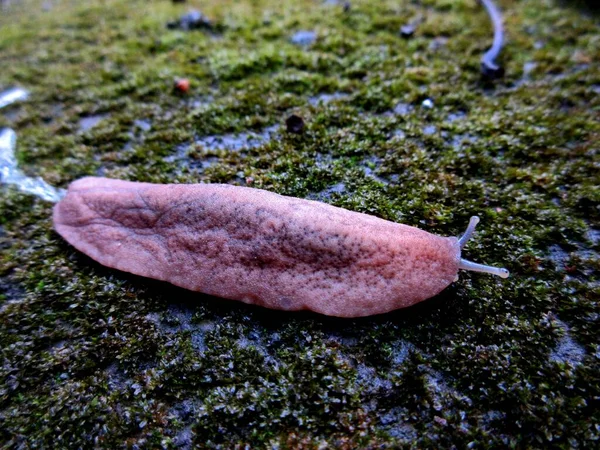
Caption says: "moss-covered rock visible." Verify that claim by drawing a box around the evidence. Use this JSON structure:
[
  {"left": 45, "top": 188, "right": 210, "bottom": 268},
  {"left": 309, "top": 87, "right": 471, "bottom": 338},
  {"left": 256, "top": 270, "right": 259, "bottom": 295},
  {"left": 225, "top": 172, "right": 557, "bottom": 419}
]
[{"left": 1, "top": 0, "right": 599, "bottom": 447}]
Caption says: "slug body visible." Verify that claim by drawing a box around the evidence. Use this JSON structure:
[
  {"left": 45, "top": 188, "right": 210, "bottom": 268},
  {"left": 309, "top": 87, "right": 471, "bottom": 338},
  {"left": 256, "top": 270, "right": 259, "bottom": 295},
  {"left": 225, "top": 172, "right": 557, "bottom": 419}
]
[{"left": 53, "top": 177, "right": 507, "bottom": 317}]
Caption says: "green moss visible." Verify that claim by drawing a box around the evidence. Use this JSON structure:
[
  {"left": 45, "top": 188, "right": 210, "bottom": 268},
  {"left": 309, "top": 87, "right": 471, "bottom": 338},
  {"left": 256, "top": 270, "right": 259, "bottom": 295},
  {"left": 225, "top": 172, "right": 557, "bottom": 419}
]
[{"left": 1, "top": 0, "right": 599, "bottom": 447}]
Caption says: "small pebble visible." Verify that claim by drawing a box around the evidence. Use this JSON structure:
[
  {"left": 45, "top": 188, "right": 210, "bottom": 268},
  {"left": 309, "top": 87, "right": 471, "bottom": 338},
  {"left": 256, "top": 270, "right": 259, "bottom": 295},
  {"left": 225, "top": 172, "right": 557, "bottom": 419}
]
[
  {"left": 399, "top": 24, "right": 415, "bottom": 38},
  {"left": 167, "top": 9, "right": 212, "bottom": 31},
  {"left": 421, "top": 99, "right": 434, "bottom": 109},
  {"left": 285, "top": 114, "right": 305, "bottom": 134},
  {"left": 481, "top": 61, "right": 504, "bottom": 79}
]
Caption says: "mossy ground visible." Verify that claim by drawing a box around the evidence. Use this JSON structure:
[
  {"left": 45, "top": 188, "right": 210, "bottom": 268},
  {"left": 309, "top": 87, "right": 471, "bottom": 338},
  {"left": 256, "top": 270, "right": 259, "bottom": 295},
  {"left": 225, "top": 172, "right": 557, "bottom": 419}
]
[{"left": 1, "top": 0, "right": 599, "bottom": 447}]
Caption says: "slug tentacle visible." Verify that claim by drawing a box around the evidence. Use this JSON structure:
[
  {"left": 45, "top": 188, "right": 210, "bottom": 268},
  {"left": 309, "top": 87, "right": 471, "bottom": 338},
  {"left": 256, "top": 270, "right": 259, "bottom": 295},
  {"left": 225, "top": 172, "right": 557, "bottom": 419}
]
[
  {"left": 458, "top": 216, "right": 480, "bottom": 249},
  {"left": 459, "top": 259, "right": 509, "bottom": 279},
  {"left": 458, "top": 215, "right": 509, "bottom": 279}
]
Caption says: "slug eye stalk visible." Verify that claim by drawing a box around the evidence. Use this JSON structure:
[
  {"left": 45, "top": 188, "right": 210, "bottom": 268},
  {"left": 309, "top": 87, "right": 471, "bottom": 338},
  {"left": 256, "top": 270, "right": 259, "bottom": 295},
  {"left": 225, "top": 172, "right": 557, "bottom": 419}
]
[{"left": 458, "top": 216, "right": 509, "bottom": 279}]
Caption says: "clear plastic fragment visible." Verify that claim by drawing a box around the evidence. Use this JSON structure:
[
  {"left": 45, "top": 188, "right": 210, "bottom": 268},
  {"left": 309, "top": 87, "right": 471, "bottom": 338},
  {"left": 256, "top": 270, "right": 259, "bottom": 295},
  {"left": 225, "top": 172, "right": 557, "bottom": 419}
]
[
  {"left": 0, "top": 128, "right": 66, "bottom": 203},
  {"left": 0, "top": 88, "right": 29, "bottom": 109}
]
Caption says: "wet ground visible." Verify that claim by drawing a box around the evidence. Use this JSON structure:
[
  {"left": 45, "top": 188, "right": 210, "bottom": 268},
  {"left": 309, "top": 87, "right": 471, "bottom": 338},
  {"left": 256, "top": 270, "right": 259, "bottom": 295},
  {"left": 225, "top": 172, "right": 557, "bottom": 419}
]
[{"left": 0, "top": 0, "right": 599, "bottom": 448}]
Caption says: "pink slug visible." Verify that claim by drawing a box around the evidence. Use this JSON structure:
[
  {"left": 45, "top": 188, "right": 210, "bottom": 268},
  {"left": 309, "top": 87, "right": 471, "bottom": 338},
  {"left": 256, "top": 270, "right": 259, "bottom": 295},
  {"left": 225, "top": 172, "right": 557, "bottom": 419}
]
[{"left": 53, "top": 177, "right": 508, "bottom": 318}]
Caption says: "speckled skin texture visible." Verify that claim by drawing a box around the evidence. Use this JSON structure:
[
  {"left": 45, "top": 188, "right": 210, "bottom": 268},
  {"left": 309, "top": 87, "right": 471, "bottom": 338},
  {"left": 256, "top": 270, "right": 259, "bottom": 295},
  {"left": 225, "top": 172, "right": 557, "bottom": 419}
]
[{"left": 53, "top": 177, "right": 461, "bottom": 317}]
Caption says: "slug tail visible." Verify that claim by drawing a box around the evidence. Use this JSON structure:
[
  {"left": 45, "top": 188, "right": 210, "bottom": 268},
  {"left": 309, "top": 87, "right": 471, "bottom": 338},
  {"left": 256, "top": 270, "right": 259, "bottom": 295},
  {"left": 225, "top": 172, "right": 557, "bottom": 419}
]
[{"left": 457, "top": 215, "right": 509, "bottom": 279}]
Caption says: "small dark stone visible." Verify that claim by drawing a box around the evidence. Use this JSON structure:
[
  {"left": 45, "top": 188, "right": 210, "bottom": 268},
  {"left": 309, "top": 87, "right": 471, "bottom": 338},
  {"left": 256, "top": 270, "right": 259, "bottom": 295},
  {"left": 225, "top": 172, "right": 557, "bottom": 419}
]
[
  {"left": 286, "top": 114, "right": 305, "bottom": 134},
  {"left": 168, "top": 9, "right": 213, "bottom": 31},
  {"left": 183, "top": 10, "right": 212, "bottom": 30},
  {"left": 400, "top": 24, "right": 416, "bottom": 38},
  {"left": 481, "top": 60, "right": 505, "bottom": 79}
]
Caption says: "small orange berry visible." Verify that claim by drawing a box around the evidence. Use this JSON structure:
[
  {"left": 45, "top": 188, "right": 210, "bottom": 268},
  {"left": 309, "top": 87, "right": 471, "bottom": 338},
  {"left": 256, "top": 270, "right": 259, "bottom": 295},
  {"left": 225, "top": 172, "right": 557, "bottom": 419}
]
[{"left": 174, "top": 78, "right": 190, "bottom": 93}]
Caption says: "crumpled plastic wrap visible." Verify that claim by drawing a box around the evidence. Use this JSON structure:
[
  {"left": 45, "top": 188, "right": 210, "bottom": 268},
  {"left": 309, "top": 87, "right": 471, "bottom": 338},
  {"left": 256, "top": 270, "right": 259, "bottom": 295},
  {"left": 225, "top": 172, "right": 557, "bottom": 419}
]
[
  {"left": 0, "top": 87, "right": 29, "bottom": 109},
  {"left": 0, "top": 87, "right": 65, "bottom": 202},
  {"left": 0, "top": 128, "right": 65, "bottom": 203}
]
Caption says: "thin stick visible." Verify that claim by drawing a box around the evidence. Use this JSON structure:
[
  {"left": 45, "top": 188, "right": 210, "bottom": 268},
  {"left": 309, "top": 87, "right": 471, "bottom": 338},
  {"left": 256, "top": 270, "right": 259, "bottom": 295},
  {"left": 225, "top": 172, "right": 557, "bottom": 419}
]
[{"left": 480, "top": 0, "right": 504, "bottom": 77}]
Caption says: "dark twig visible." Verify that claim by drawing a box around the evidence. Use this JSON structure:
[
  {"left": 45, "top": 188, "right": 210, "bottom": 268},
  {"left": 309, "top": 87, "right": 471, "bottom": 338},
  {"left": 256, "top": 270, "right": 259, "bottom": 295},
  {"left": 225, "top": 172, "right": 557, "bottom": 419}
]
[{"left": 480, "top": 0, "right": 505, "bottom": 78}]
